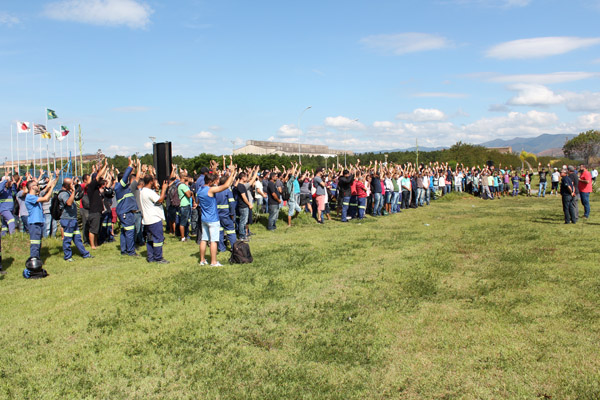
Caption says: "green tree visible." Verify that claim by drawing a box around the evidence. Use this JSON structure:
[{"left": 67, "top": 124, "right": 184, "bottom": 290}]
[{"left": 563, "top": 130, "right": 600, "bottom": 165}]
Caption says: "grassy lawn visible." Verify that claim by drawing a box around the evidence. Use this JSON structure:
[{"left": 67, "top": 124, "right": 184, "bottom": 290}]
[{"left": 1, "top": 193, "right": 599, "bottom": 399}]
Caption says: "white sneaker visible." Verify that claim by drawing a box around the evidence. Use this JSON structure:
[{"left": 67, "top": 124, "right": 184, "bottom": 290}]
[
  {"left": 181, "top": 237, "right": 187, "bottom": 242},
  {"left": 199, "top": 260, "right": 208, "bottom": 266},
  {"left": 210, "top": 262, "right": 223, "bottom": 267},
  {"left": 347, "top": 216, "right": 352, "bottom": 220}
]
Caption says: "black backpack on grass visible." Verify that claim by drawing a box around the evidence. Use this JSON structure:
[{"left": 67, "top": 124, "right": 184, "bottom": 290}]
[{"left": 230, "top": 241, "right": 253, "bottom": 264}]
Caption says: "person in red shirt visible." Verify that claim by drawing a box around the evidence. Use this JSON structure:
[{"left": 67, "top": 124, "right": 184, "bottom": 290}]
[
  {"left": 578, "top": 164, "right": 592, "bottom": 219},
  {"left": 355, "top": 173, "right": 368, "bottom": 220}
]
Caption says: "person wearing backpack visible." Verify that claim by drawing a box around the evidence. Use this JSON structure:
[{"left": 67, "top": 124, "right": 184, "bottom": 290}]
[
  {"left": 177, "top": 175, "right": 193, "bottom": 241},
  {"left": 167, "top": 177, "right": 181, "bottom": 236},
  {"left": 58, "top": 178, "right": 92, "bottom": 261}
]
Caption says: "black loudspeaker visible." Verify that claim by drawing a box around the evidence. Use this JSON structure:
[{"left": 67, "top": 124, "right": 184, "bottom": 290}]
[
  {"left": 153, "top": 142, "right": 172, "bottom": 184},
  {"left": 486, "top": 160, "right": 495, "bottom": 167}
]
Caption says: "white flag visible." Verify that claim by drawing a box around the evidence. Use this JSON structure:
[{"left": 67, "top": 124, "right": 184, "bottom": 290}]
[
  {"left": 54, "top": 128, "right": 66, "bottom": 142},
  {"left": 17, "top": 121, "right": 31, "bottom": 133}
]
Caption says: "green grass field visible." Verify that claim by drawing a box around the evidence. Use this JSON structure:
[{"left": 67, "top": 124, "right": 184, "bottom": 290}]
[{"left": 1, "top": 193, "right": 599, "bottom": 399}]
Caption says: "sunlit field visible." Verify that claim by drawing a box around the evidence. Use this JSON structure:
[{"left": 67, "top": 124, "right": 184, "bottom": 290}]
[{"left": 1, "top": 193, "right": 599, "bottom": 399}]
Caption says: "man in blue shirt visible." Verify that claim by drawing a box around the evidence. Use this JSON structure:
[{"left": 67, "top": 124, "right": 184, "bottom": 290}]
[
  {"left": 198, "top": 163, "right": 237, "bottom": 267},
  {"left": 215, "top": 175, "right": 236, "bottom": 252},
  {"left": 25, "top": 171, "right": 60, "bottom": 259}
]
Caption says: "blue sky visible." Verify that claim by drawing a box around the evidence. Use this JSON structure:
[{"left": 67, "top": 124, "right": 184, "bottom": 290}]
[{"left": 1, "top": 0, "right": 599, "bottom": 161}]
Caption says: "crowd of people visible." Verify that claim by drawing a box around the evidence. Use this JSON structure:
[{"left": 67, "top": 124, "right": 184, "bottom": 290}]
[{"left": 0, "top": 156, "right": 597, "bottom": 275}]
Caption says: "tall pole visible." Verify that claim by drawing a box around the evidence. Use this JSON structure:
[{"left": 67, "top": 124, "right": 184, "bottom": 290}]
[
  {"left": 73, "top": 122, "right": 77, "bottom": 176},
  {"left": 32, "top": 126, "right": 35, "bottom": 176},
  {"left": 78, "top": 124, "right": 83, "bottom": 176},
  {"left": 25, "top": 125, "right": 29, "bottom": 176},
  {"left": 297, "top": 106, "right": 311, "bottom": 164},
  {"left": 16, "top": 123, "right": 20, "bottom": 176},
  {"left": 344, "top": 118, "right": 359, "bottom": 169},
  {"left": 10, "top": 124, "right": 14, "bottom": 172}
]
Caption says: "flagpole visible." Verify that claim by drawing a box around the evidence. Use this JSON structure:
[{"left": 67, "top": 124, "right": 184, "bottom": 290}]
[
  {"left": 79, "top": 124, "right": 83, "bottom": 176},
  {"left": 73, "top": 123, "right": 77, "bottom": 176},
  {"left": 10, "top": 124, "right": 15, "bottom": 174},
  {"left": 26, "top": 126, "right": 29, "bottom": 176},
  {"left": 60, "top": 136, "right": 63, "bottom": 172},
  {"left": 32, "top": 125, "right": 35, "bottom": 177},
  {"left": 16, "top": 123, "right": 20, "bottom": 176},
  {"left": 66, "top": 127, "right": 70, "bottom": 175}
]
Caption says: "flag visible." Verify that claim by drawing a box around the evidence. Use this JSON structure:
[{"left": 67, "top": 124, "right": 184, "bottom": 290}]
[
  {"left": 47, "top": 109, "right": 58, "bottom": 119},
  {"left": 54, "top": 129, "right": 67, "bottom": 141},
  {"left": 42, "top": 131, "right": 52, "bottom": 139},
  {"left": 33, "top": 124, "right": 47, "bottom": 135},
  {"left": 17, "top": 121, "right": 31, "bottom": 133},
  {"left": 60, "top": 125, "right": 69, "bottom": 136}
]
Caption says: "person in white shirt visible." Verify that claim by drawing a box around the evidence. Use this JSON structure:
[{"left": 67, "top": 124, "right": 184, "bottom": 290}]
[
  {"left": 551, "top": 167, "right": 561, "bottom": 195},
  {"left": 140, "top": 175, "right": 168, "bottom": 264}
]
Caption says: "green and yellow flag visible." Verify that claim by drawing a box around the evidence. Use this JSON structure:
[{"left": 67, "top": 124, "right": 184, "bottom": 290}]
[{"left": 47, "top": 108, "right": 58, "bottom": 119}]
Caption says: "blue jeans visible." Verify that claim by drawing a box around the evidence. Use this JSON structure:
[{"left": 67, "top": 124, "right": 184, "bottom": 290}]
[
  {"left": 580, "top": 192, "right": 590, "bottom": 218},
  {"left": 538, "top": 181, "right": 547, "bottom": 197},
  {"left": 391, "top": 192, "right": 399, "bottom": 213},
  {"left": 268, "top": 204, "right": 279, "bottom": 230},
  {"left": 372, "top": 193, "right": 383, "bottom": 216},
  {"left": 237, "top": 207, "right": 249, "bottom": 238},
  {"left": 43, "top": 213, "right": 57, "bottom": 238},
  {"left": 341, "top": 196, "right": 351, "bottom": 221},
  {"left": 425, "top": 188, "right": 431, "bottom": 205},
  {"left": 357, "top": 197, "right": 367, "bottom": 219},
  {"left": 416, "top": 188, "right": 425, "bottom": 206},
  {"left": 133, "top": 212, "right": 144, "bottom": 245}
]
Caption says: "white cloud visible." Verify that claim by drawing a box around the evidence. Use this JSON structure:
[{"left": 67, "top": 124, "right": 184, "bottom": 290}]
[
  {"left": 412, "top": 92, "right": 468, "bottom": 98},
  {"left": 396, "top": 108, "right": 446, "bottom": 122},
  {"left": 112, "top": 106, "right": 150, "bottom": 112},
  {"left": 564, "top": 91, "right": 600, "bottom": 112},
  {"left": 324, "top": 116, "right": 364, "bottom": 130},
  {"left": 489, "top": 71, "right": 599, "bottom": 84},
  {"left": 373, "top": 121, "right": 396, "bottom": 129},
  {"left": 192, "top": 131, "right": 217, "bottom": 141},
  {"left": 143, "top": 142, "right": 152, "bottom": 150},
  {"left": 44, "top": 0, "right": 153, "bottom": 29},
  {"left": 276, "top": 124, "right": 301, "bottom": 138},
  {"left": 507, "top": 84, "right": 565, "bottom": 106},
  {"left": 486, "top": 37, "right": 600, "bottom": 59},
  {"left": 576, "top": 113, "right": 600, "bottom": 129},
  {"left": 359, "top": 33, "right": 452, "bottom": 55},
  {"left": 0, "top": 12, "right": 20, "bottom": 26}
]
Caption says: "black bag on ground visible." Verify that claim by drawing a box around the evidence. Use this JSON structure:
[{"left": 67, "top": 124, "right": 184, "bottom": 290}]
[{"left": 229, "top": 241, "right": 253, "bottom": 264}]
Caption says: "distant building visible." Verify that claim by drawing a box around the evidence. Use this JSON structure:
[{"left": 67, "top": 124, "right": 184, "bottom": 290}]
[
  {"left": 233, "top": 140, "right": 352, "bottom": 157},
  {"left": 487, "top": 146, "right": 513, "bottom": 154}
]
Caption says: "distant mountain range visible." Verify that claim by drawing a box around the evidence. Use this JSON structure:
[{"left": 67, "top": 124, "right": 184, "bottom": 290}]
[
  {"left": 372, "top": 134, "right": 575, "bottom": 156},
  {"left": 480, "top": 133, "right": 575, "bottom": 156}
]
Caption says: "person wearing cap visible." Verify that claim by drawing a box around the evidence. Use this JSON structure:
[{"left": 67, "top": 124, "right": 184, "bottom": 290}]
[
  {"left": 25, "top": 170, "right": 60, "bottom": 259},
  {"left": 578, "top": 164, "right": 592, "bottom": 219},
  {"left": 0, "top": 171, "right": 20, "bottom": 236},
  {"left": 560, "top": 168, "right": 577, "bottom": 224},
  {"left": 550, "top": 167, "right": 560, "bottom": 195},
  {"left": 58, "top": 178, "right": 92, "bottom": 261},
  {"left": 115, "top": 157, "right": 140, "bottom": 256}
]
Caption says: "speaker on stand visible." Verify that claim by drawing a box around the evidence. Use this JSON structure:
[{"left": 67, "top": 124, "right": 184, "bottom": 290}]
[{"left": 153, "top": 142, "right": 172, "bottom": 184}]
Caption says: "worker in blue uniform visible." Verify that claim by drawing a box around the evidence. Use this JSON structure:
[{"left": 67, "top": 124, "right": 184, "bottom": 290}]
[
  {"left": 0, "top": 172, "right": 21, "bottom": 236},
  {"left": 115, "top": 157, "right": 140, "bottom": 256}
]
